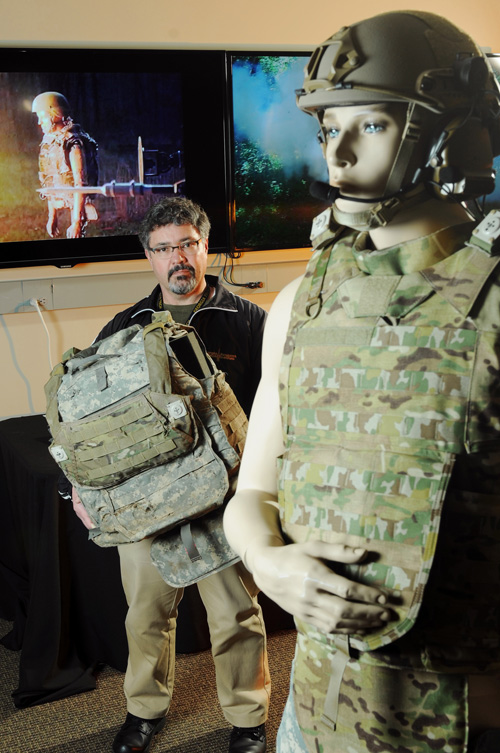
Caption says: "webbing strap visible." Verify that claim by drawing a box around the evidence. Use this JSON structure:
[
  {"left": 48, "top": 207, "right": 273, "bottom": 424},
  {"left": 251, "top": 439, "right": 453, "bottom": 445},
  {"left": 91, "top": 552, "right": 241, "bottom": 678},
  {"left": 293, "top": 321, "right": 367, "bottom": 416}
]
[
  {"left": 142, "top": 321, "right": 173, "bottom": 394},
  {"left": 320, "top": 634, "right": 351, "bottom": 732},
  {"left": 83, "top": 437, "right": 176, "bottom": 480},
  {"left": 184, "top": 330, "right": 213, "bottom": 379},
  {"left": 384, "top": 102, "right": 420, "bottom": 199},
  {"left": 180, "top": 523, "right": 203, "bottom": 562},
  {"left": 44, "top": 363, "right": 66, "bottom": 433},
  {"left": 64, "top": 400, "right": 152, "bottom": 442},
  {"left": 305, "top": 244, "right": 334, "bottom": 319},
  {"left": 75, "top": 423, "right": 167, "bottom": 460}
]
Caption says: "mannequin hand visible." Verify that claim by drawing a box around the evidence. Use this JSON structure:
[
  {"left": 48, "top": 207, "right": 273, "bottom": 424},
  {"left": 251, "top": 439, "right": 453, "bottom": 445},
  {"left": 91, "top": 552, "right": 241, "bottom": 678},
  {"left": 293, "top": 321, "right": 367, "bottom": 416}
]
[
  {"left": 245, "top": 539, "right": 392, "bottom": 634},
  {"left": 71, "top": 487, "right": 96, "bottom": 530}
]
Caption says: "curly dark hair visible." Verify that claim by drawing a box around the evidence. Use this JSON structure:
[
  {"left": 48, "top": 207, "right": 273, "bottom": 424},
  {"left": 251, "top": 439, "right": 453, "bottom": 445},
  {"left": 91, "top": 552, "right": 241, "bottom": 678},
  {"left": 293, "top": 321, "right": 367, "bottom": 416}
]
[{"left": 138, "top": 196, "right": 211, "bottom": 250}]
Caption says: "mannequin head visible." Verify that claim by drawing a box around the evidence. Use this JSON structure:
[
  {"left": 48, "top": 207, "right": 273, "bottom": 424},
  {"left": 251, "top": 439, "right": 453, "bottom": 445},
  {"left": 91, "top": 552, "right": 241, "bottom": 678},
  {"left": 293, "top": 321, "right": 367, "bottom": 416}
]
[{"left": 297, "top": 11, "right": 500, "bottom": 228}]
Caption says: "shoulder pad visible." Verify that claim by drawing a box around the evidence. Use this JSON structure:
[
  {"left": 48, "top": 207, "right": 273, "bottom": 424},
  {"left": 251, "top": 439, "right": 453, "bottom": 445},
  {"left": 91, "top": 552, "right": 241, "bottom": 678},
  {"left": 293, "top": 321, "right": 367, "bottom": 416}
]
[
  {"left": 468, "top": 210, "right": 500, "bottom": 255},
  {"left": 310, "top": 207, "right": 343, "bottom": 248}
]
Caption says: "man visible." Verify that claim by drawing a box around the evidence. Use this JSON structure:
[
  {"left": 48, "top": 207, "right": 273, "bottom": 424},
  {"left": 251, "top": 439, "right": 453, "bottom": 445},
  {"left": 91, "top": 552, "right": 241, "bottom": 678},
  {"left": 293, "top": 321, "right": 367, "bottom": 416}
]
[
  {"left": 224, "top": 11, "right": 500, "bottom": 753},
  {"left": 69, "top": 196, "right": 270, "bottom": 753},
  {"left": 32, "top": 91, "right": 98, "bottom": 238}
]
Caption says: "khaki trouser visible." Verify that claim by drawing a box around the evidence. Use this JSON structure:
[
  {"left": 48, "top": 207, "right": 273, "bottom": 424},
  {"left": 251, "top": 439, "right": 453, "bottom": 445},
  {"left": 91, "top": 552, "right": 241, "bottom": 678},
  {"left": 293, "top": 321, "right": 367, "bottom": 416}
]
[{"left": 118, "top": 536, "right": 271, "bottom": 725}]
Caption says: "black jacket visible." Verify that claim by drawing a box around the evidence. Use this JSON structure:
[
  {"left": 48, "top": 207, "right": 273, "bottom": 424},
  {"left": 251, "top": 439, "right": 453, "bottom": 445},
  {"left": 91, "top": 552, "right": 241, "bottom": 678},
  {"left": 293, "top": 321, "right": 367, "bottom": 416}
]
[{"left": 95, "top": 275, "right": 267, "bottom": 417}]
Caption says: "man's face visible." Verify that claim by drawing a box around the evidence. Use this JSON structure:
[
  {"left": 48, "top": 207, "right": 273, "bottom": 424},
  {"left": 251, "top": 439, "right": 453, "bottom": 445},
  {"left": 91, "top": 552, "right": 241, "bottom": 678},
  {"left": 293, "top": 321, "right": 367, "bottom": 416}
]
[
  {"left": 322, "top": 103, "right": 406, "bottom": 201},
  {"left": 145, "top": 223, "right": 209, "bottom": 301},
  {"left": 36, "top": 109, "right": 55, "bottom": 135}
]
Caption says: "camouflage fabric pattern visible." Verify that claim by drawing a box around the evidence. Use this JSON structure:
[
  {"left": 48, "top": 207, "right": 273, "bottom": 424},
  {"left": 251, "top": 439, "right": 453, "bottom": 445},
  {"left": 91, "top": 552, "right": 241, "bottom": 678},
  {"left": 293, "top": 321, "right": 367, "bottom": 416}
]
[
  {"left": 45, "top": 313, "right": 247, "bottom": 550},
  {"left": 291, "top": 627, "right": 467, "bottom": 753},
  {"left": 47, "top": 325, "right": 197, "bottom": 488},
  {"left": 39, "top": 121, "right": 98, "bottom": 209},
  {"left": 150, "top": 499, "right": 241, "bottom": 587},
  {"left": 277, "top": 210, "right": 500, "bottom": 751}
]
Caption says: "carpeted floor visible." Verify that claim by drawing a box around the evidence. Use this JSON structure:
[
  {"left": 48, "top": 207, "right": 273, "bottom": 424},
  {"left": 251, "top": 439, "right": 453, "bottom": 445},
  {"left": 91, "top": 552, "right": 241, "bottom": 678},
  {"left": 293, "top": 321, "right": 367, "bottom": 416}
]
[{"left": 0, "top": 619, "right": 296, "bottom": 753}]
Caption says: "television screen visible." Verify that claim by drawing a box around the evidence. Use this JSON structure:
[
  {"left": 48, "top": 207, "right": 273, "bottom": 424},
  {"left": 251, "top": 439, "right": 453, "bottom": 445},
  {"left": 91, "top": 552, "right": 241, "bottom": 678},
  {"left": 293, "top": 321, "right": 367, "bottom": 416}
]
[
  {"left": 484, "top": 54, "right": 500, "bottom": 213},
  {"left": 0, "top": 47, "right": 229, "bottom": 268},
  {"left": 228, "top": 52, "right": 327, "bottom": 252}
]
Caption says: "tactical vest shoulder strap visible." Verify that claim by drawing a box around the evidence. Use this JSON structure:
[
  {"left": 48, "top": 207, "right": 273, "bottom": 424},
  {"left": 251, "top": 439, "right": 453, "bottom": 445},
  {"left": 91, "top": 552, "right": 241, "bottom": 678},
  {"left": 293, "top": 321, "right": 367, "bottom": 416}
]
[{"left": 306, "top": 208, "right": 353, "bottom": 319}]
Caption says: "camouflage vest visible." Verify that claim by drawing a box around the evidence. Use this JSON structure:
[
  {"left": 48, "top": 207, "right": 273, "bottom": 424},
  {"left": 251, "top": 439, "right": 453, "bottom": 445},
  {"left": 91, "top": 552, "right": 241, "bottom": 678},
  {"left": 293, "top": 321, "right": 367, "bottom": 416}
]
[
  {"left": 45, "top": 312, "right": 247, "bottom": 583},
  {"left": 39, "top": 122, "right": 98, "bottom": 209},
  {"left": 278, "top": 210, "right": 500, "bottom": 737}
]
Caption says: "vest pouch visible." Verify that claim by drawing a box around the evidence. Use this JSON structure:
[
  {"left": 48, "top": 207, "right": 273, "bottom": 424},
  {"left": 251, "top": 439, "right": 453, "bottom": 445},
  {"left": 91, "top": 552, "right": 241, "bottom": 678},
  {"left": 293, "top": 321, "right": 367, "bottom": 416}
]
[
  {"left": 79, "top": 413, "right": 230, "bottom": 546},
  {"left": 150, "top": 501, "right": 240, "bottom": 587},
  {"left": 49, "top": 389, "right": 196, "bottom": 489}
]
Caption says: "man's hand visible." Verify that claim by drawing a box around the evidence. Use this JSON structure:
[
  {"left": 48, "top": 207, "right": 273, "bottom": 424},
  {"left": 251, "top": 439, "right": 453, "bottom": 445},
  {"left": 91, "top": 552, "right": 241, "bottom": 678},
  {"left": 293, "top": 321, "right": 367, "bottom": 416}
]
[
  {"left": 71, "top": 487, "right": 96, "bottom": 530},
  {"left": 245, "top": 539, "right": 392, "bottom": 635}
]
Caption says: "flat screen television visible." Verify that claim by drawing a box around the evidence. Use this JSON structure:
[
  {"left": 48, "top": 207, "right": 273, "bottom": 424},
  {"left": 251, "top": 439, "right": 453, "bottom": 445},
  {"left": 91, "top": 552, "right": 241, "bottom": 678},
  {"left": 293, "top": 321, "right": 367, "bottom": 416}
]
[
  {"left": 0, "top": 47, "right": 229, "bottom": 268},
  {"left": 228, "top": 51, "right": 327, "bottom": 252},
  {"left": 484, "top": 53, "right": 500, "bottom": 214},
  {"left": 228, "top": 51, "right": 500, "bottom": 251}
]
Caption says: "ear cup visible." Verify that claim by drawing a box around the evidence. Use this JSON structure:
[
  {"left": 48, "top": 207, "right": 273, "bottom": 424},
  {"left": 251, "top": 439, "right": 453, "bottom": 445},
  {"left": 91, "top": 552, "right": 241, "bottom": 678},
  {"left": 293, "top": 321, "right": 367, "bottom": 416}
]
[
  {"left": 453, "top": 56, "right": 489, "bottom": 96},
  {"left": 426, "top": 116, "right": 496, "bottom": 198}
]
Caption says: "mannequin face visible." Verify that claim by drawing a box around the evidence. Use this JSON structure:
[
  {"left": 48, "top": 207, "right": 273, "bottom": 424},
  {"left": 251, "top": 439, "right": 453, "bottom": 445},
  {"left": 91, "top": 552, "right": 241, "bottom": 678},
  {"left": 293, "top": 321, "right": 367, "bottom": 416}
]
[{"left": 322, "top": 103, "right": 407, "bottom": 202}]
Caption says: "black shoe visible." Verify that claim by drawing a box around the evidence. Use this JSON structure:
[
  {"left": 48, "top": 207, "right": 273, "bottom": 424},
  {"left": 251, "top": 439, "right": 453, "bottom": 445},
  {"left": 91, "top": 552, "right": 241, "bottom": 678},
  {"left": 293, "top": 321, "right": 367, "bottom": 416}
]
[
  {"left": 228, "top": 723, "right": 266, "bottom": 753},
  {"left": 474, "top": 730, "right": 500, "bottom": 753},
  {"left": 112, "top": 713, "right": 166, "bottom": 753}
]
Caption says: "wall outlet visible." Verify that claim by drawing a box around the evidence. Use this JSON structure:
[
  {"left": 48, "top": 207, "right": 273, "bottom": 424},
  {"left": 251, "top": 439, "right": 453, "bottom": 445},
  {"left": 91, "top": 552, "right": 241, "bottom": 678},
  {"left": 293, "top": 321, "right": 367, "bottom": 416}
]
[{"left": 22, "top": 280, "right": 54, "bottom": 310}]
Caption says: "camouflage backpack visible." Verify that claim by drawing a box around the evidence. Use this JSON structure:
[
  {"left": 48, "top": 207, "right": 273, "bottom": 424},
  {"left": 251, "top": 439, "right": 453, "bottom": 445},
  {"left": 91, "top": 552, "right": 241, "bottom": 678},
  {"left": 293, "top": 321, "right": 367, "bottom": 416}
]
[{"left": 44, "top": 311, "right": 246, "bottom": 586}]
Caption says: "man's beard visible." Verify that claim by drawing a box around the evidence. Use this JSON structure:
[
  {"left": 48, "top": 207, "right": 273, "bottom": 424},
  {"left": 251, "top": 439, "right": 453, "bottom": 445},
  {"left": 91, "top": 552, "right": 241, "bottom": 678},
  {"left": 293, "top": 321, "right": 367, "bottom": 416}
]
[{"left": 167, "top": 263, "right": 197, "bottom": 295}]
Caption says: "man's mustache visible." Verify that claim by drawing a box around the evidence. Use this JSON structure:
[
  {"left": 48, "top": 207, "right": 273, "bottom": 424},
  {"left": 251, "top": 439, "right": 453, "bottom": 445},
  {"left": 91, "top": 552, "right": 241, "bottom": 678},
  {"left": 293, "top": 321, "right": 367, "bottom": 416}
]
[{"left": 168, "top": 263, "right": 194, "bottom": 280}]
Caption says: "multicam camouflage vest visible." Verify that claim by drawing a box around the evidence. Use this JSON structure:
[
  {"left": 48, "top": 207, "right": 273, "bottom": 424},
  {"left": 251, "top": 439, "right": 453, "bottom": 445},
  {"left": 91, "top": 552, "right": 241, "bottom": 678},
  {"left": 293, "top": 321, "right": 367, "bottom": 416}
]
[
  {"left": 278, "top": 210, "right": 500, "bottom": 737},
  {"left": 45, "top": 312, "right": 247, "bottom": 583},
  {"left": 39, "top": 121, "right": 98, "bottom": 210}
]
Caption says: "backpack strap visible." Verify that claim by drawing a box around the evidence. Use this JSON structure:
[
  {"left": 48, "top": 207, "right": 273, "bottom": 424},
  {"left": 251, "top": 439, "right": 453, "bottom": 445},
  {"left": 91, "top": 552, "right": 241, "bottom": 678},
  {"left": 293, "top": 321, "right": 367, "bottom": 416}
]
[
  {"left": 44, "top": 362, "right": 66, "bottom": 435},
  {"left": 144, "top": 316, "right": 214, "bottom": 387},
  {"left": 45, "top": 345, "right": 84, "bottom": 434},
  {"left": 142, "top": 320, "right": 173, "bottom": 394}
]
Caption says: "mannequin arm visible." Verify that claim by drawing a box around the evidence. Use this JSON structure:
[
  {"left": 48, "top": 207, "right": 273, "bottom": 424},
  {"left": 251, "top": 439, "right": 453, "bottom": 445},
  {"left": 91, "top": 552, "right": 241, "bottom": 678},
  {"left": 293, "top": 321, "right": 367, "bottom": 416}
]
[
  {"left": 67, "top": 146, "right": 86, "bottom": 238},
  {"left": 224, "top": 278, "right": 391, "bottom": 634}
]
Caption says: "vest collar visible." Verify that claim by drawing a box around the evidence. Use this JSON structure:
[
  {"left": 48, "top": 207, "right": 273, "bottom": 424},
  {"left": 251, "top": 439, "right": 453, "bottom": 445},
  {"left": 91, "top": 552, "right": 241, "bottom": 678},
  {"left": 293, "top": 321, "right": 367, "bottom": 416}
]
[{"left": 351, "top": 221, "right": 476, "bottom": 275}]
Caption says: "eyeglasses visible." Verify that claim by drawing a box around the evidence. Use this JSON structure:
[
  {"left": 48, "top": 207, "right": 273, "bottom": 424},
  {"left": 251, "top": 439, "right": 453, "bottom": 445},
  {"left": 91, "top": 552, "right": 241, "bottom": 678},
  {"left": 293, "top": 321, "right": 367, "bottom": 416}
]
[{"left": 148, "top": 238, "right": 203, "bottom": 257}]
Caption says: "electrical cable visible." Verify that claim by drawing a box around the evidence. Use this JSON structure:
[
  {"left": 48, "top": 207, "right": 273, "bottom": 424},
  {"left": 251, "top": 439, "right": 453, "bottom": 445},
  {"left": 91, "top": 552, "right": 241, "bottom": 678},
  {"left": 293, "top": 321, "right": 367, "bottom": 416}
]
[
  {"left": 30, "top": 298, "right": 54, "bottom": 370},
  {"left": 209, "top": 251, "right": 263, "bottom": 290}
]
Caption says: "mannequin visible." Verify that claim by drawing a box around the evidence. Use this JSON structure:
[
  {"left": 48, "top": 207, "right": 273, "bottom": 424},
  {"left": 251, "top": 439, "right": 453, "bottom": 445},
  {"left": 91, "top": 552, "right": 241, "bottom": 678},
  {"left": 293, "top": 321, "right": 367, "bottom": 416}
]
[{"left": 224, "top": 10, "right": 500, "bottom": 753}]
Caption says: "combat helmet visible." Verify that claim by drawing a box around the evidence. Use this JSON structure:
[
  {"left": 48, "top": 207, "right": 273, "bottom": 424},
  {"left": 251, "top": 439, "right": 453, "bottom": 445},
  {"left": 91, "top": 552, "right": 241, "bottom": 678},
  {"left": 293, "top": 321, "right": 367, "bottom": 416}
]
[
  {"left": 32, "top": 92, "right": 71, "bottom": 122},
  {"left": 297, "top": 11, "right": 500, "bottom": 227}
]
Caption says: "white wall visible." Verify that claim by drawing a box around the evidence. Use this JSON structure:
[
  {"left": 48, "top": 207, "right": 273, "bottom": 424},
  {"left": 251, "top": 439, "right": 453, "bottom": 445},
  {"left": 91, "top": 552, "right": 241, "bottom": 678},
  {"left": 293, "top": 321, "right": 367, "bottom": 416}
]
[
  {"left": 1, "top": 0, "right": 499, "bottom": 418},
  {"left": 3, "top": 0, "right": 500, "bottom": 50}
]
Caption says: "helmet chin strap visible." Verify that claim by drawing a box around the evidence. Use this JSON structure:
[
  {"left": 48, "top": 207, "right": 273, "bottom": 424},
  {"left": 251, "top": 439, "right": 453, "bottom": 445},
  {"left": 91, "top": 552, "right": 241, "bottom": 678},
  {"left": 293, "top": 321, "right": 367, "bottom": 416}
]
[{"left": 332, "top": 184, "right": 429, "bottom": 231}]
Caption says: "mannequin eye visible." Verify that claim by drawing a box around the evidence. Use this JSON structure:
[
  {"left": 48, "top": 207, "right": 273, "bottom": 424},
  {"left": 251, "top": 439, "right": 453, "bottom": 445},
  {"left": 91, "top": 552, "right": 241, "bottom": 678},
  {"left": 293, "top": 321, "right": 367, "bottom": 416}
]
[
  {"left": 364, "top": 121, "right": 385, "bottom": 134},
  {"left": 325, "top": 126, "right": 340, "bottom": 140}
]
